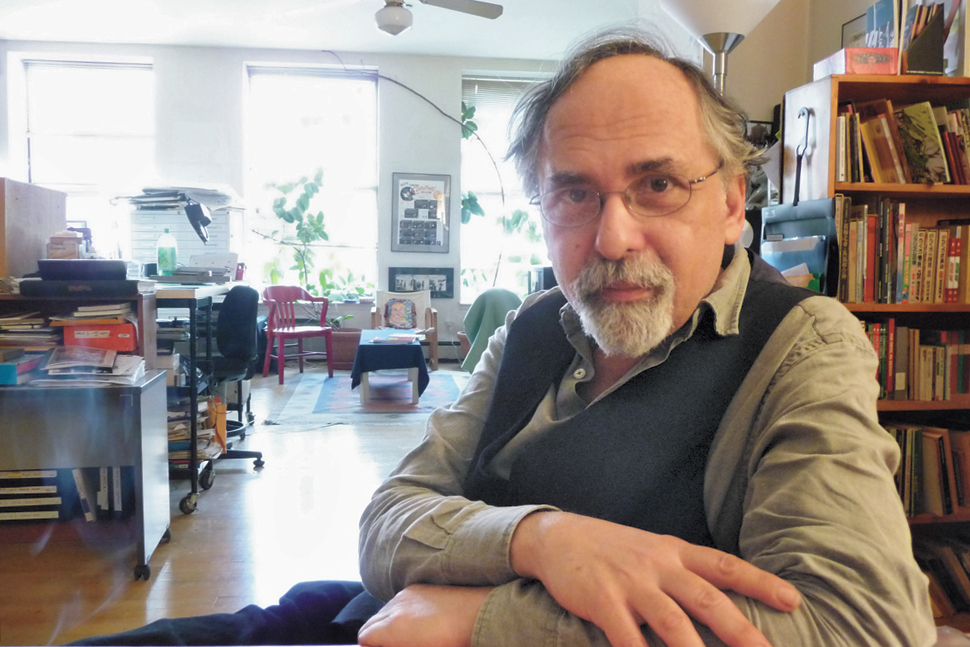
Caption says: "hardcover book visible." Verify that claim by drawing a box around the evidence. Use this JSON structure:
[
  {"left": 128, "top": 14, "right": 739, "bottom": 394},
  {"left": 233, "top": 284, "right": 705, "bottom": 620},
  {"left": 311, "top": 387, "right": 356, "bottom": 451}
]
[{"left": 895, "top": 102, "right": 951, "bottom": 184}]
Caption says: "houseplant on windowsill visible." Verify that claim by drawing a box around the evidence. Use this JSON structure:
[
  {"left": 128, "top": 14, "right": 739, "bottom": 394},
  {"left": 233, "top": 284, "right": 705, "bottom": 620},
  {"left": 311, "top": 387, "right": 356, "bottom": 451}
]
[{"left": 319, "top": 268, "right": 375, "bottom": 371}]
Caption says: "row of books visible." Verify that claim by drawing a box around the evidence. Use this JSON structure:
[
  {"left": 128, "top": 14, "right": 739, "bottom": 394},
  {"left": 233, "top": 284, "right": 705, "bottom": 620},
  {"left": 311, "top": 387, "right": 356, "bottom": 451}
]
[
  {"left": 885, "top": 422, "right": 970, "bottom": 518},
  {"left": 0, "top": 467, "right": 134, "bottom": 523},
  {"left": 914, "top": 535, "right": 970, "bottom": 619},
  {"left": 834, "top": 195, "right": 970, "bottom": 304},
  {"left": 834, "top": 97, "right": 970, "bottom": 186},
  {"left": 865, "top": 321, "right": 970, "bottom": 401}
]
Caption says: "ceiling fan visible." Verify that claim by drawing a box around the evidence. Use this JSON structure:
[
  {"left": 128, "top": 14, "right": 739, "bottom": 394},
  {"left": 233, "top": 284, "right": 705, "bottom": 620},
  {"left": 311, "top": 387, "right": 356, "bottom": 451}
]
[{"left": 376, "top": 0, "right": 504, "bottom": 35}]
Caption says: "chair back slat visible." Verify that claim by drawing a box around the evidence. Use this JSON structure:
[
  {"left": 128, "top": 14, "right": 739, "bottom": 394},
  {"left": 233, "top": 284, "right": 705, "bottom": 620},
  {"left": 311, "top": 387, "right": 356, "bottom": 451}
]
[{"left": 263, "top": 285, "right": 329, "bottom": 332}]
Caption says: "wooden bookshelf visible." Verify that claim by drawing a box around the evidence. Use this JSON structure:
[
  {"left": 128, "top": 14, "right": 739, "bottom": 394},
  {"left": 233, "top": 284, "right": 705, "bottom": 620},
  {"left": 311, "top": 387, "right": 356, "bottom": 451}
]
[{"left": 783, "top": 74, "right": 970, "bottom": 628}]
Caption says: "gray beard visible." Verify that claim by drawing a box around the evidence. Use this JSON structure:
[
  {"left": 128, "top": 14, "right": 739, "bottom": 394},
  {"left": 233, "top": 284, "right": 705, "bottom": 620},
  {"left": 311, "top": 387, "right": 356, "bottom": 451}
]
[{"left": 568, "top": 256, "right": 675, "bottom": 358}]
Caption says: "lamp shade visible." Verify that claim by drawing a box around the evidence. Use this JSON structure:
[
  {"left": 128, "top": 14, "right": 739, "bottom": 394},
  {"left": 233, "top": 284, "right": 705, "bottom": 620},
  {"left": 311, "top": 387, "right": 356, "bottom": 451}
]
[
  {"left": 375, "top": 3, "right": 413, "bottom": 35},
  {"left": 659, "top": 0, "right": 782, "bottom": 40}
]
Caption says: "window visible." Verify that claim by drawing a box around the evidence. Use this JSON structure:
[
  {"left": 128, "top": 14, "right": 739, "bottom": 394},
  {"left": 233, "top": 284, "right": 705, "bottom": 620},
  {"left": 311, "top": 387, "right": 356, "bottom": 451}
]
[
  {"left": 460, "top": 76, "right": 548, "bottom": 304},
  {"left": 23, "top": 59, "right": 155, "bottom": 257},
  {"left": 246, "top": 66, "right": 378, "bottom": 297}
]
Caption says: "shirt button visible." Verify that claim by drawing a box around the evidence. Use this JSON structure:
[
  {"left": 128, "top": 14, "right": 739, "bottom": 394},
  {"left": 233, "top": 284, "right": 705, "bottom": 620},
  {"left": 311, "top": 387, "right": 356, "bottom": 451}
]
[{"left": 573, "top": 368, "right": 587, "bottom": 380}]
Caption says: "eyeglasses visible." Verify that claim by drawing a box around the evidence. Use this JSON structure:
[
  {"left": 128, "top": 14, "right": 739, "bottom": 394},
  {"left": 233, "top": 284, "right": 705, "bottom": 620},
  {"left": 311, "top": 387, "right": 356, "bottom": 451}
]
[{"left": 530, "top": 163, "right": 723, "bottom": 228}]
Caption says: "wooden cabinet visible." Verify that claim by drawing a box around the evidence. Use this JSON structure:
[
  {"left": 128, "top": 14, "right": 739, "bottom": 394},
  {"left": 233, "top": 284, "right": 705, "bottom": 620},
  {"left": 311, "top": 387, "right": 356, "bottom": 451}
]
[{"left": 782, "top": 74, "right": 970, "bottom": 628}]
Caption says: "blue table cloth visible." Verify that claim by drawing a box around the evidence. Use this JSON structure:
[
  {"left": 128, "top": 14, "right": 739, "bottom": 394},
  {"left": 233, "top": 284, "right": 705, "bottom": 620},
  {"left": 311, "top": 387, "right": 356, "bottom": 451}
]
[{"left": 350, "top": 329, "right": 430, "bottom": 394}]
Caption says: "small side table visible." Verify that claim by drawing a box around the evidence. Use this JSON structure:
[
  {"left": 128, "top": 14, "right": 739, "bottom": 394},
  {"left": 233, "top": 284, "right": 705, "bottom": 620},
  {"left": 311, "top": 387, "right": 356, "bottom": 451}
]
[{"left": 351, "top": 330, "right": 430, "bottom": 404}]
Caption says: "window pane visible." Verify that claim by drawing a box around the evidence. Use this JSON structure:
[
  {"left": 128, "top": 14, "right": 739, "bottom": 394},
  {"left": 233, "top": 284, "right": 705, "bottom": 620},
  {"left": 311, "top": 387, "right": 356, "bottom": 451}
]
[
  {"left": 24, "top": 60, "right": 155, "bottom": 258},
  {"left": 247, "top": 68, "right": 378, "bottom": 296},
  {"left": 460, "top": 76, "right": 548, "bottom": 304}
]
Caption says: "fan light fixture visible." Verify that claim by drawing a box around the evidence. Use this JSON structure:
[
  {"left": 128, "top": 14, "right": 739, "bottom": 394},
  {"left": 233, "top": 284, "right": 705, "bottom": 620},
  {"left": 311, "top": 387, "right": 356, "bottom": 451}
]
[
  {"left": 660, "top": 0, "right": 782, "bottom": 94},
  {"left": 376, "top": 0, "right": 413, "bottom": 35}
]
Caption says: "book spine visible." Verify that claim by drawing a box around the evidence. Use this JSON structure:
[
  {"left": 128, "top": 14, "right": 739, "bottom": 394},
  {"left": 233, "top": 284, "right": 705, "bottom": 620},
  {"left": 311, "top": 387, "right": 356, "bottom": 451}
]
[{"left": 71, "top": 468, "right": 94, "bottom": 522}]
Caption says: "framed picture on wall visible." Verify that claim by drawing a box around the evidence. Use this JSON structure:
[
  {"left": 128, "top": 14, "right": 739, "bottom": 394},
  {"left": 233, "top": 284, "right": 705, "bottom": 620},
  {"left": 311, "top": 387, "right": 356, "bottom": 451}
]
[
  {"left": 388, "top": 267, "right": 454, "bottom": 299},
  {"left": 391, "top": 173, "right": 450, "bottom": 253}
]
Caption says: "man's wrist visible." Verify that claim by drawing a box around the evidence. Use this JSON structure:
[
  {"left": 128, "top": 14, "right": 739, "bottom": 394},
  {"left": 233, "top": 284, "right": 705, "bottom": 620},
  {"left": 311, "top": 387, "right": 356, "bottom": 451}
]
[{"left": 510, "top": 509, "right": 558, "bottom": 579}]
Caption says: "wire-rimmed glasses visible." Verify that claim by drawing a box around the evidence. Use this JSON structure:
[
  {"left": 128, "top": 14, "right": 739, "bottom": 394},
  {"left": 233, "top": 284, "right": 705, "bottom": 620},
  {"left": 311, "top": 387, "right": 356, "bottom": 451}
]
[{"left": 531, "top": 163, "right": 722, "bottom": 227}]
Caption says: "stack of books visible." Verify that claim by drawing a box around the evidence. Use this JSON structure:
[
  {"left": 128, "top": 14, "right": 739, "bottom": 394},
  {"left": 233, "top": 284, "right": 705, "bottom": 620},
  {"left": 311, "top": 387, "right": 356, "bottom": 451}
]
[{"left": 0, "top": 312, "right": 59, "bottom": 351}]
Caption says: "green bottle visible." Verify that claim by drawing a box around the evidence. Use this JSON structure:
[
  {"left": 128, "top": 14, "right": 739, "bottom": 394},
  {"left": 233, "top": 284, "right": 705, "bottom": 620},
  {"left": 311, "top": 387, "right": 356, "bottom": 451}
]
[{"left": 156, "top": 228, "right": 178, "bottom": 276}]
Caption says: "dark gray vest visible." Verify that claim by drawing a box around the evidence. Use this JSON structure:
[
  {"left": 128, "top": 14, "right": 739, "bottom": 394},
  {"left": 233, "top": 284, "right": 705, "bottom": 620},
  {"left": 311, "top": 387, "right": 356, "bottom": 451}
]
[{"left": 464, "top": 252, "right": 811, "bottom": 546}]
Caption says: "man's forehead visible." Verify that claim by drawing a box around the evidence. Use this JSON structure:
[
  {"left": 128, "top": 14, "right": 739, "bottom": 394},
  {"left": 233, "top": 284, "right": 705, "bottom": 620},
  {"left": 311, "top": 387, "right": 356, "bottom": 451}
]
[{"left": 538, "top": 55, "right": 707, "bottom": 173}]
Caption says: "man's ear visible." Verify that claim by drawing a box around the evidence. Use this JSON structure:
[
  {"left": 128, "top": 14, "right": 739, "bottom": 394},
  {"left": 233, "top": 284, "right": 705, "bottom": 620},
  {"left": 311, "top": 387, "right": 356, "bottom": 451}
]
[{"left": 723, "top": 172, "right": 747, "bottom": 246}]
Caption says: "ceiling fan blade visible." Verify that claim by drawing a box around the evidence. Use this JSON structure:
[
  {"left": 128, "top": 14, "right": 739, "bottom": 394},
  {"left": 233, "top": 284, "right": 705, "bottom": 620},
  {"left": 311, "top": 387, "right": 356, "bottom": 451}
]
[{"left": 418, "top": 0, "right": 503, "bottom": 19}]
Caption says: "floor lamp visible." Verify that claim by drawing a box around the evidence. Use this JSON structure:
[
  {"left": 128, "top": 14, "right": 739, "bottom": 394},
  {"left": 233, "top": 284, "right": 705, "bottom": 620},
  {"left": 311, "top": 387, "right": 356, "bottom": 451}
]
[{"left": 660, "top": 0, "right": 783, "bottom": 95}]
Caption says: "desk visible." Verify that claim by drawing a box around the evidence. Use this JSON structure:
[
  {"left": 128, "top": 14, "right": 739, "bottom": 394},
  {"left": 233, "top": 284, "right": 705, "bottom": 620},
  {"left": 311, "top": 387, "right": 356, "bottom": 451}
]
[
  {"left": 351, "top": 330, "right": 429, "bottom": 404},
  {"left": 156, "top": 283, "right": 231, "bottom": 514},
  {"left": 0, "top": 371, "right": 169, "bottom": 580}
]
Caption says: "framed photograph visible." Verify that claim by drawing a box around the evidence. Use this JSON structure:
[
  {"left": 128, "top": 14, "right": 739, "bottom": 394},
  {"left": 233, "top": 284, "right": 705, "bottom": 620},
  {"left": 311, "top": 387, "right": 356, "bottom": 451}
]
[
  {"left": 391, "top": 173, "right": 450, "bottom": 253},
  {"left": 388, "top": 267, "right": 454, "bottom": 299},
  {"left": 842, "top": 14, "right": 867, "bottom": 48}
]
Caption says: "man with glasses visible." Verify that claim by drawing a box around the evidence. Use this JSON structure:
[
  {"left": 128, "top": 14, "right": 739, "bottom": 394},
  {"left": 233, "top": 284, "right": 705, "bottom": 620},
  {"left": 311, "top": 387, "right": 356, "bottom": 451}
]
[
  {"left": 73, "top": 28, "right": 934, "bottom": 647},
  {"left": 356, "top": 29, "right": 935, "bottom": 647}
]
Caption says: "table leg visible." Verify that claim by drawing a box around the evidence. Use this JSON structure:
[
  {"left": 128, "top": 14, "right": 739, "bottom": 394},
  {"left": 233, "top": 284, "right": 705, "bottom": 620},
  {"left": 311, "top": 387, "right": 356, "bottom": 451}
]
[
  {"left": 360, "top": 372, "right": 370, "bottom": 404},
  {"left": 409, "top": 367, "right": 419, "bottom": 404}
]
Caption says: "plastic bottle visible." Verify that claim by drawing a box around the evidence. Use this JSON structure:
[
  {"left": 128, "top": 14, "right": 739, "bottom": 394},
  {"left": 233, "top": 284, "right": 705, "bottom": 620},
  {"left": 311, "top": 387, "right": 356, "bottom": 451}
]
[{"left": 156, "top": 228, "right": 178, "bottom": 276}]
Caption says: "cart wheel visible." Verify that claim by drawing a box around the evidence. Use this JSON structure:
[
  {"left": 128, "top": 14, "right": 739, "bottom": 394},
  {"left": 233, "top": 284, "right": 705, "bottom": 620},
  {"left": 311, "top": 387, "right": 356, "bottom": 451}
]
[
  {"left": 179, "top": 494, "right": 198, "bottom": 515},
  {"left": 254, "top": 458, "right": 265, "bottom": 468},
  {"left": 238, "top": 428, "right": 247, "bottom": 441},
  {"left": 199, "top": 464, "right": 215, "bottom": 490},
  {"left": 134, "top": 564, "right": 151, "bottom": 581},
  {"left": 162, "top": 528, "right": 172, "bottom": 543}
]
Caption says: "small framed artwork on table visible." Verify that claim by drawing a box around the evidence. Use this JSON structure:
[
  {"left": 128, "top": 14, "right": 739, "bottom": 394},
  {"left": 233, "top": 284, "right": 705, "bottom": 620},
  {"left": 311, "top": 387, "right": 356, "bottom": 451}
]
[{"left": 391, "top": 173, "right": 450, "bottom": 253}]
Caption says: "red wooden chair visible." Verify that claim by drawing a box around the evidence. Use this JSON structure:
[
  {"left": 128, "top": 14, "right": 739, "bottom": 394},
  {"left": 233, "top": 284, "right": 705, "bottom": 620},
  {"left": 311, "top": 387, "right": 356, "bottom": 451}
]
[{"left": 262, "top": 286, "right": 333, "bottom": 384}]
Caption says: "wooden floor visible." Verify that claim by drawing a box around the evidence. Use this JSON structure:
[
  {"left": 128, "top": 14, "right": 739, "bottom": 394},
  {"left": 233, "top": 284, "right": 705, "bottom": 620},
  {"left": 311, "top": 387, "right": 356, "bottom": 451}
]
[{"left": 0, "top": 364, "right": 438, "bottom": 646}]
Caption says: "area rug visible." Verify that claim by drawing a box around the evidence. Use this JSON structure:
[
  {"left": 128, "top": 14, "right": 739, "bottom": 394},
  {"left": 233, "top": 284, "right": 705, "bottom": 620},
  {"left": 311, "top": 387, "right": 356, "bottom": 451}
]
[{"left": 266, "top": 370, "right": 471, "bottom": 424}]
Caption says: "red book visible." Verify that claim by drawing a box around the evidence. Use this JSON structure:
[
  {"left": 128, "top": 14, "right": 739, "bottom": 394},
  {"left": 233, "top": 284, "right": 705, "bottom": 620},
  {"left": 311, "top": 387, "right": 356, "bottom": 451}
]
[
  {"left": 946, "top": 225, "right": 963, "bottom": 303},
  {"left": 886, "top": 318, "right": 896, "bottom": 396}
]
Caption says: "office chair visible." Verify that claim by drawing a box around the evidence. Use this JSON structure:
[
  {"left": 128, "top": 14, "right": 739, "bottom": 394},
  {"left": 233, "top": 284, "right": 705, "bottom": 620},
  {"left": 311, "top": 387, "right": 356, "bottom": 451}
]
[
  {"left": 201, "top": 285, "right": 264, "bottom": 468},
  {"left": 262, "top": 285, "right": 334, "bottom": 384}
]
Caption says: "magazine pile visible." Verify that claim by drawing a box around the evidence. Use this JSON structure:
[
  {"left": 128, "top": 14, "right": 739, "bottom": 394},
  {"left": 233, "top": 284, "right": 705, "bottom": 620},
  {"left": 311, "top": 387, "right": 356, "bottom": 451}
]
[{"left": 31, "top": 346, "right": 145, "bottom": 387}]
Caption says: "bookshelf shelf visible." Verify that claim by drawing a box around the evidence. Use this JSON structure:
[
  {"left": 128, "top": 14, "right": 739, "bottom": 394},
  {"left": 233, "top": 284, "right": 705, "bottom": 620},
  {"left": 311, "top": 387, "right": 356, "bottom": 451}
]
[
  {"left": 834, "top": 182, "right": 970, "bottom": 196},
  {"left": 878, "top": 397, "right": 970, "bottom": 412}
]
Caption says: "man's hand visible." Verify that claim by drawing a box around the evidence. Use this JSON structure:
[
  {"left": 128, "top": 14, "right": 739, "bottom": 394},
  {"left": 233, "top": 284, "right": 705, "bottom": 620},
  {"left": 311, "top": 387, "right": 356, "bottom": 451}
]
[
  {"left": 358, "top": 584, "right": 491, "bottom": 647},
  {"left": 511, "top": 511, "right": 802, "bottom": 647}
]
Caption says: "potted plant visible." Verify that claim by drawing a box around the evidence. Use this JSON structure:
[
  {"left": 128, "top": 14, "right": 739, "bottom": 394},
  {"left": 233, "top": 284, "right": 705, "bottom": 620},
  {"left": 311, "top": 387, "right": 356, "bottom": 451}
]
[{"left": 318, "top": 268, "right": 375, "bottom": 370}]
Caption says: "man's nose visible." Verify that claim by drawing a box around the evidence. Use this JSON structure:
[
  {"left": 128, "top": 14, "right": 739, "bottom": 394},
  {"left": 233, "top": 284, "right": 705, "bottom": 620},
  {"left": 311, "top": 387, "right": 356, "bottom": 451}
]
[{"left": 594, "top": 192, "right": 647, "bottom": 260}]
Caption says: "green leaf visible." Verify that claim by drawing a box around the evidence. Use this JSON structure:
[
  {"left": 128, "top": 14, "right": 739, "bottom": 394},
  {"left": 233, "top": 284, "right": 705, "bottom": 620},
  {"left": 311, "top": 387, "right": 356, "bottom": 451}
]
[
  {"left": 276, "top": 183, "right": 294, "bottom": 195},
  {"left": 313, "top": 169, "right": 324, "bottom": 184}
]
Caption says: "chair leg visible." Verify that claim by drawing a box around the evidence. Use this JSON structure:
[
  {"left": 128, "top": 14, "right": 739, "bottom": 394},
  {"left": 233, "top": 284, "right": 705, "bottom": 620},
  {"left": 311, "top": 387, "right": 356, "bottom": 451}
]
[
  {"left": 430, "top": 338, "right": 439, "bottom": 372},
  {"left": 278, "top": 338, "right": 286, "bottom": 385},
  {"left": 325, "top": 332, "right": 334, "bottom": 378},
  {"left": 298, "top": 339, "right": 305, "bottom": 374},
  {"left": 262, "top": 335, "right": 274, "bottom": 378},
  {"left": 236, "top": 380, "right": 244, "bottom": 424}
]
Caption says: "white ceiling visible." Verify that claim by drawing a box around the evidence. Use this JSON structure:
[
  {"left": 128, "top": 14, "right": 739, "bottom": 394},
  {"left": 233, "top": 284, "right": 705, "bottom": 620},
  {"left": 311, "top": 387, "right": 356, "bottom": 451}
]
[{"left": 0, "top": 0, "right": 655, "bottom": 61}]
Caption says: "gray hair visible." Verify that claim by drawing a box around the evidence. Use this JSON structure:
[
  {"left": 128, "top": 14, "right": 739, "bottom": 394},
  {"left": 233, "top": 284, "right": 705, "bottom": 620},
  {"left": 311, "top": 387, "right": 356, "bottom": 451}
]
[{"left": 507, "top": 27, "right": 762, "bottom": 198}]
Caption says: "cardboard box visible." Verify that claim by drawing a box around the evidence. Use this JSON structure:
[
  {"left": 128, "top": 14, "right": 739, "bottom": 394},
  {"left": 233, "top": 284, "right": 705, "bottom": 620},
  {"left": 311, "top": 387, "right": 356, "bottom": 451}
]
[
  {"left": 814, "top": 48, "right": 898, "bottom": 80},
  {"left": 157, "top": 353, "right": 181, "bottom": 386}
]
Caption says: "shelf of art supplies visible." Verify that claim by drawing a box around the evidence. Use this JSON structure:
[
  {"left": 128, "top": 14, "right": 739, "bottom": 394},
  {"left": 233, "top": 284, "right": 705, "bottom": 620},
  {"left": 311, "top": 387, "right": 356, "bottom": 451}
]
[{"left": 783, "top": 73, "right": 970, "bottom": 627}]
